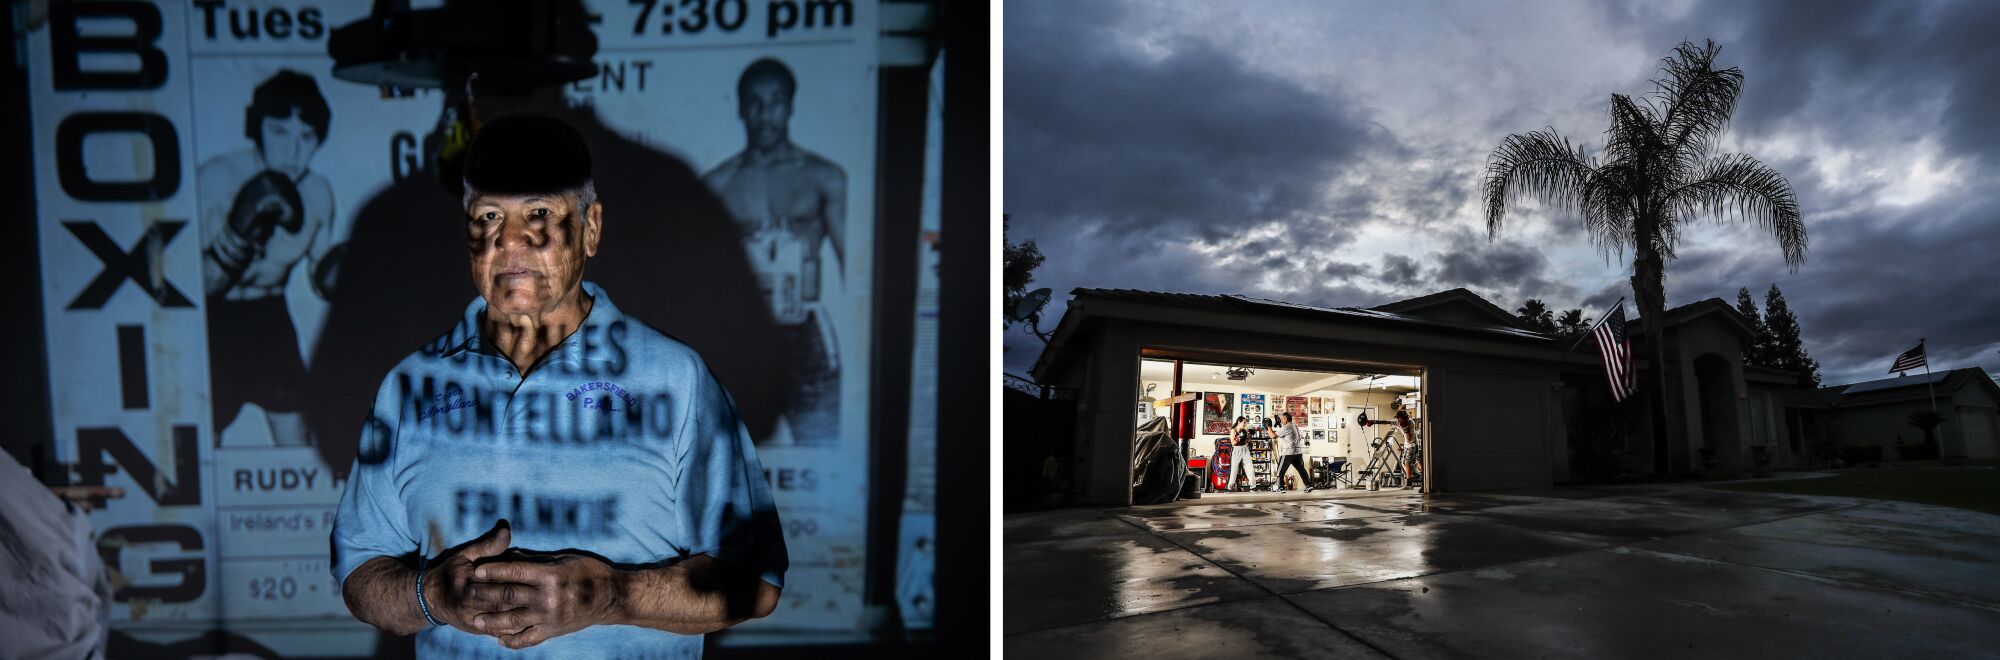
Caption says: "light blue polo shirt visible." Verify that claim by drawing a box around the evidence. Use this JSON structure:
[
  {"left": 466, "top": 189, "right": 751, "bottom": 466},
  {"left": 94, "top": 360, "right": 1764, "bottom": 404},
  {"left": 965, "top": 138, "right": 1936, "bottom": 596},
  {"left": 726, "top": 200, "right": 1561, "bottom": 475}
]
[{"left": 331, "top": 282, "right": 787, "bottom": 659}]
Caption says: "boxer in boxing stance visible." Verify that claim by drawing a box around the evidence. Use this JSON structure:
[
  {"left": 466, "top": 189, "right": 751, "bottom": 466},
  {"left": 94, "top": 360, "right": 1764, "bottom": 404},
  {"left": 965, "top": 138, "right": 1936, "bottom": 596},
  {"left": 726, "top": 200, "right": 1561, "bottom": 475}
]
[
  {"left": 702, "top": 57, "right": 846, "bottom": 446},
  {"left": 198, "top": 70, "right": 339, "bottom": 447}
]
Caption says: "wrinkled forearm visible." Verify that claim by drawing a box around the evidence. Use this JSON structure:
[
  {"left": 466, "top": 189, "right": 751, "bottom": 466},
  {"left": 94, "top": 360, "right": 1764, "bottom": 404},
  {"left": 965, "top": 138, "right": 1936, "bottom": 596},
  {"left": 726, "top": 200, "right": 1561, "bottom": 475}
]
[
  {"left": 611, "top": 555, "right": 780, "bottom": 635},
  {"left": 342, "top": 556, "right": 432, "bottom": 636}
]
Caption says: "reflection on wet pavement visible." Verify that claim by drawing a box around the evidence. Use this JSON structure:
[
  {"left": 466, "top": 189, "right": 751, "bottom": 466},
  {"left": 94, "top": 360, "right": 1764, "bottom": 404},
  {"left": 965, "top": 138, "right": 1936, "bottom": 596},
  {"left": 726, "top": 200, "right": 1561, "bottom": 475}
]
[
  {"left": 1286, "top": 545, "right": 2000, "bottom": 659},
  {"left": 1161, "top": 514, "right": 1602, "bottom": 594},
  {"left": 1004, "top": 486, "right": 2000, "bottom": 658},
  {"left": 1004, "top": 510, "right": 1267, "bottom": 634}
]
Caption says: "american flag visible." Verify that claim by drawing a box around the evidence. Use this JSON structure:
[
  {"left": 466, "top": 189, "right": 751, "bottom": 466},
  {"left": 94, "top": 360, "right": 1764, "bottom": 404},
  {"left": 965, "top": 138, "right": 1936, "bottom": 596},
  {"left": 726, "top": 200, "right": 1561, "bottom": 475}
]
[
  {"left": 1592, "top": 305, "right": 1637, "bottom": 402},
  {"left": 1889, "top": 340, "right": 1927, "bottom": 374}
]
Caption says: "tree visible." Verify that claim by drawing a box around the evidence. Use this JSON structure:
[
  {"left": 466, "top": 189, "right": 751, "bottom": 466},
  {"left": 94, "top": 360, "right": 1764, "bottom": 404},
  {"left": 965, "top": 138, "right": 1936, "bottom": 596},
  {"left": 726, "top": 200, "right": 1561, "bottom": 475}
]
[
  {"left": 1556, "top": 308, "right": 1589, "bottom": 338},
  {"left": 1516, "top": 298, "right": 1557, "bottom": 333},
  {"left": 1003, "top": 214, "right": 1046, "bottom": 332},
  {"left": 1763, "top": 284, "right": 1822, "bottom": 386},
  {"left": 1734, "top": 287, "right": 1776, "bottom": 367},
  {"left": 1483, "top": 40, "right": 1805, "bottom": 476}
]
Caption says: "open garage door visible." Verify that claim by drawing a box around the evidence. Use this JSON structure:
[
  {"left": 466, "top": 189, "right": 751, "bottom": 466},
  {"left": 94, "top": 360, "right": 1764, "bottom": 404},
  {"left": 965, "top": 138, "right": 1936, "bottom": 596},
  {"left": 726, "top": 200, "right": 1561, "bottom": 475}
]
[
  {"left": 1137, "top": 349, "right": 1427, "bottom": 498},
  {"left": 1434, "top": 370, "right": 1550, "bottom": 491}
]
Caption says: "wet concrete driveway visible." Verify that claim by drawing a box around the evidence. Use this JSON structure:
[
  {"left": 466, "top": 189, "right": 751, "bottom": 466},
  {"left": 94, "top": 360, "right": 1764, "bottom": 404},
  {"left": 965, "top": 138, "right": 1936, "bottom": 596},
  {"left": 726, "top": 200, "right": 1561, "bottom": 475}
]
[{"left": 1003, "top": 486, "right": 2000, "bottom": 658}]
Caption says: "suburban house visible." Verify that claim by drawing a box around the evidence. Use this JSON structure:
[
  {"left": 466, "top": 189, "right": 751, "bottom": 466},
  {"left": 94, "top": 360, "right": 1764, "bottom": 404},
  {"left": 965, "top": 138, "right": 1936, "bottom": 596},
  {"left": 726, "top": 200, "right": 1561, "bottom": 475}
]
[
  {"left": 1820, "top": 368, "right": 2000, "bottom": 460},
  {"left": 1027, "top": 287, "right": 1831, "bottom": 505}
]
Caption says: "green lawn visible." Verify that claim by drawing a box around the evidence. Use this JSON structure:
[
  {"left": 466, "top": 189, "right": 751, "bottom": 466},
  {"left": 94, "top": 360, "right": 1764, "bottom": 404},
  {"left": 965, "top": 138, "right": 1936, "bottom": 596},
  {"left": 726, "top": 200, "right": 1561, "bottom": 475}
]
[{"left": 1710, "top": 466, "right": 2000, "bottom": 516}]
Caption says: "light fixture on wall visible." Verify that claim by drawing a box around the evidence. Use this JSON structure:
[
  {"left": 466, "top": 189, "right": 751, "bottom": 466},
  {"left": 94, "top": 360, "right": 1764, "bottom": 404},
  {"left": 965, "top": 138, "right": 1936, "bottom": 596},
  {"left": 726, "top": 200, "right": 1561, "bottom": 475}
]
[{"left": 1225, "top": 367, "right": 1254, "bottom": 381}]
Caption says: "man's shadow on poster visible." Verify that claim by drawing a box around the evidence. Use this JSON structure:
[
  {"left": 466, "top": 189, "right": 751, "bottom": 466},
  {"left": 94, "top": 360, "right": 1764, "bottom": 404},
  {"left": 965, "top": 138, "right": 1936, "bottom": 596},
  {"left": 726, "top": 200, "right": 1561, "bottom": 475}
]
[{"left": 303, "top": 93, "right": 798, "bottom": 480}]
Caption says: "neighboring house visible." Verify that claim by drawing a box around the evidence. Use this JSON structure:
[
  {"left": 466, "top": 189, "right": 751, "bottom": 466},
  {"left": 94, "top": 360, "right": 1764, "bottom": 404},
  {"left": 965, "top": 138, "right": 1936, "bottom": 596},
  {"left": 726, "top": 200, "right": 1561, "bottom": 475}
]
[
  {"left": 1820, "top": 368, "right": 2000, "bottom": 459},
  {"left": 1028, "top": 287, "right": 1822, "bottom": 505}
]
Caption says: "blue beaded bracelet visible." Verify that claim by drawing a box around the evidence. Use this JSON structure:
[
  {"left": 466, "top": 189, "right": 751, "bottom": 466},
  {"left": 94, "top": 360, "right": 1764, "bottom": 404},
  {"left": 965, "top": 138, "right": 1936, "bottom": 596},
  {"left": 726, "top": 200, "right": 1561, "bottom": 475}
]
[{"left": 416, "top": 566, "right": 444, "bottom": 627}]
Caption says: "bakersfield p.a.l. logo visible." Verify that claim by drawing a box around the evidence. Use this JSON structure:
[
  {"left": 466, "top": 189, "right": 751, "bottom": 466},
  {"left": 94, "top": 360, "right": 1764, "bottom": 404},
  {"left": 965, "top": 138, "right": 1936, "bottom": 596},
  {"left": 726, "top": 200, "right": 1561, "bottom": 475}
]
[{"left": 566, "top": 381, "right": 637, "bottom": 412}]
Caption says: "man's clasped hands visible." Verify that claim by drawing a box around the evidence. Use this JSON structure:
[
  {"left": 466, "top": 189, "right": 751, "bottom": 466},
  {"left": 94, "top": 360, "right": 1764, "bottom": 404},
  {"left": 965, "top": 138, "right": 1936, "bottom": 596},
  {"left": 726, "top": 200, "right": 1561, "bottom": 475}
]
[{"left": 423, "top": 520, "right": 627, "bottom": 650}]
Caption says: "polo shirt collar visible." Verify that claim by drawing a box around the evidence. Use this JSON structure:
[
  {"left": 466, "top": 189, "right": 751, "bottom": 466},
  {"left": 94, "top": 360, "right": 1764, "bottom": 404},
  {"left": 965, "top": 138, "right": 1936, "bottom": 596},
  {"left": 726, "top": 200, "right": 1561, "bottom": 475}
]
[{"left": 441, "top": 281, "right": 619, "bottom": 372}]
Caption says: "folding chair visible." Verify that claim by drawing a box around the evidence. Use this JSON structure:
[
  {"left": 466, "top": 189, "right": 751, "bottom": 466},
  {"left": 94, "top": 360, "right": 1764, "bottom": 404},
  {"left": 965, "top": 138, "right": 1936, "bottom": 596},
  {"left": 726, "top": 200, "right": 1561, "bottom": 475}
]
[{"left": 1311, "top": 456, "right": 1352, "bottom": 490}]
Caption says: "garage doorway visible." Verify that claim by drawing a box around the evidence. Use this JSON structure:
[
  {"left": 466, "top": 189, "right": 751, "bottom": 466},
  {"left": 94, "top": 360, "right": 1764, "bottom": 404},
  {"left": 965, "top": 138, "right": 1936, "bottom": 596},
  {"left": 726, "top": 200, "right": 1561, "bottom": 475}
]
[{"left": 1137, "top": 354, "right": 1427, "bottom": 502}]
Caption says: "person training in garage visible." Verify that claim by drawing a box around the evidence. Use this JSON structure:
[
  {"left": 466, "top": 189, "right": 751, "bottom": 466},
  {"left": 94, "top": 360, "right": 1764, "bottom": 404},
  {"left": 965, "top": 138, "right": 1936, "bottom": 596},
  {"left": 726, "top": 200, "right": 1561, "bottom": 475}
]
[{"left": 1271, "top": 412, "right": 1313, "bottom": 493}]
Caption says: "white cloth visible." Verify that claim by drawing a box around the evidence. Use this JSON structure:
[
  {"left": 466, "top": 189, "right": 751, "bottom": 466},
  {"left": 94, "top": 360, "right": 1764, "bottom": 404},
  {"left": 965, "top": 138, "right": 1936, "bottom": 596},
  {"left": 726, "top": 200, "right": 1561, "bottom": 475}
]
[{"left": 0, "top": 451, "right": 110, "bottom": 660}]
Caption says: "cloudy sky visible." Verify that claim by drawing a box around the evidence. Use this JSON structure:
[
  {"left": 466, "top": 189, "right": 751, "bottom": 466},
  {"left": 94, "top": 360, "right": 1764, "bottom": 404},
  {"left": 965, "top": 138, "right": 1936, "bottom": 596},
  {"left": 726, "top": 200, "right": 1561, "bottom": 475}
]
[{"left": 1003, "top": 0, "right": 2000, "bottom": 386}]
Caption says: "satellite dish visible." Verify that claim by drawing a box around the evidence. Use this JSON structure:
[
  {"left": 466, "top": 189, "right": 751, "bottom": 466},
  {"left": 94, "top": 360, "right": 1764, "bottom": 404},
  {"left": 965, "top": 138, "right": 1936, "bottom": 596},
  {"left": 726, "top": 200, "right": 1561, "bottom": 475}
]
[{"left": 1010, "top": 288, "right": 1053, "bottom": 323}]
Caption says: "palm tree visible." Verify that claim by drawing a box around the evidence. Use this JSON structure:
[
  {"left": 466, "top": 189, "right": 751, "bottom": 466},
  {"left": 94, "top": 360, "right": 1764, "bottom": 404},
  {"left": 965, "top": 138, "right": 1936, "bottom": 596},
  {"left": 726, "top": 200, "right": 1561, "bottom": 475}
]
[
  {"left": 1483, "top": 40, "right": 1805, "bottom": 476},
  {"left": 1556, "top": 308, "right": 1588, "bottom": 338},
  {"left": 1516, "top": 299, "right": 1556, "bottom": 333}
]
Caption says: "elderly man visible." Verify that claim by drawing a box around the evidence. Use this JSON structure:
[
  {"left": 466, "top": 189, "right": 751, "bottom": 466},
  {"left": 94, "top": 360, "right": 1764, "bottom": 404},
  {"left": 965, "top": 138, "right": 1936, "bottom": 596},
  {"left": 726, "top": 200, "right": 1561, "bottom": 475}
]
[{"left": 331, "top": 114, "right": 786, "bottom": 658}]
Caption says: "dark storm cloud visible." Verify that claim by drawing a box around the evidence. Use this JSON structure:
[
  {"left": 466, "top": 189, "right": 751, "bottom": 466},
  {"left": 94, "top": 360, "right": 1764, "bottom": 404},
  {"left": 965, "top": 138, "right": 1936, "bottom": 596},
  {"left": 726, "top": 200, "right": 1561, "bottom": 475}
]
[
  {"left": 1597, "top": 0, "right": 2000, "bottom": 384},
  {"left": 1322, "top": 261, "right": 1369, "bottom": 281},
  {"left": 1625, "top": 0, "right": 2000, "bottom": 165},
  {"left": 1003, "top": 1, "right": 1396, "bottom": 373},
  {"left": 1004, "top": 1, "right": 1388, "bottom": 240},
  {"left": 1379, "top": 254, "right": 1424, "bottom": 288},
  {"left": 1427, "top": 231, "right": 1577, "bottom": 309},
  {"left": 1582, "top": 281, "right": 1628, "bottom": 313},
  {"left": 1006, "top": 0, "right": 2000, "bottom": 382},
  {"left": 1658, "top": 188, "right": 2000, "bottom": 386}
]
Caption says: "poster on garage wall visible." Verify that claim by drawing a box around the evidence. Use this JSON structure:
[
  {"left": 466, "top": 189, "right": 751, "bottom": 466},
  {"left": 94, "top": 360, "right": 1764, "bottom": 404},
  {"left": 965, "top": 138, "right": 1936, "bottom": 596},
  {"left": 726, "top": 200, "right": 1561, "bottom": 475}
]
[
  {"left": 1200, "top": 392, "right": 1232, "bottom": 434},
  {"left": 25, "top": 0, "right": 881, "bottom": 653},
  {"left": 1239, "top": 393, "right": 1265, "bottom": 428}
]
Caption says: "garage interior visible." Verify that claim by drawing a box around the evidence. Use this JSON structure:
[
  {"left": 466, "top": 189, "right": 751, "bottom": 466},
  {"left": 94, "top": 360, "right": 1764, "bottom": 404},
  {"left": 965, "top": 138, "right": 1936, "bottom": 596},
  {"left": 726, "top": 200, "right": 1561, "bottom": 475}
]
[
  {"left": 1033, "top": 288, "right": 1588, "bottom": 506},
  {"left": 1138, "top": 357, "right": 1427, "bottom": 502}
]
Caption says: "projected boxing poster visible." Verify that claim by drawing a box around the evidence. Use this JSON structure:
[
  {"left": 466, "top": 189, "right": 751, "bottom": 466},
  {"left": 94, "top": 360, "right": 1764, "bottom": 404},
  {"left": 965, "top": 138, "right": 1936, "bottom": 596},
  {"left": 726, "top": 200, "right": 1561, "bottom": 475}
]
[{"left": 26, "top": 0, "right": 880, "bottom": 654}]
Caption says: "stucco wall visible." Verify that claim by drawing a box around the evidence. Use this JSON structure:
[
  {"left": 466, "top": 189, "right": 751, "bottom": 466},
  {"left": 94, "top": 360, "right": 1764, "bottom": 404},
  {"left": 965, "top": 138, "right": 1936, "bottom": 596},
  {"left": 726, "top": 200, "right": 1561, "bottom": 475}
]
[{"left": 1666, "top": 317, "right": 1752, "bottom": 471}]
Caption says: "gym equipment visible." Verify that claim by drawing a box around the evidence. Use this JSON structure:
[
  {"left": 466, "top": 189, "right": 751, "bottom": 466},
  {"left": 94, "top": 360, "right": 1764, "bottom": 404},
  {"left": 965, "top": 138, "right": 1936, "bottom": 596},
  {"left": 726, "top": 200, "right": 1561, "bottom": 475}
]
[
  {"left": 1310, "top": 456, "right": 1352, "bottom": 490},
  {"left": 1131, "top": 417, "right": 1184, "bottom": 504},
  {"left": 1352, "top": 430, "right": 1407, "bottom": 491},
  {"left": 1207, "top": 436, "right": 1233, "bottom": 491},
  {"left": 1353, "top": 375, "right": 1423, "bottom": 491}
]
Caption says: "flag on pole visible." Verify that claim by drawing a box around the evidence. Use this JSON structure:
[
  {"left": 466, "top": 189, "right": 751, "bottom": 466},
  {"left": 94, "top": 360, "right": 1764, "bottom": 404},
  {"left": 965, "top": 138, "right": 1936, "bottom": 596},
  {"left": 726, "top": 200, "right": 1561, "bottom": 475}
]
[
  {"left": 1592, "top": 305, "right": 1637, "bottom": 402},
  {"left": 1889, "top": 340, "right": 1927, "bottom": 374}
]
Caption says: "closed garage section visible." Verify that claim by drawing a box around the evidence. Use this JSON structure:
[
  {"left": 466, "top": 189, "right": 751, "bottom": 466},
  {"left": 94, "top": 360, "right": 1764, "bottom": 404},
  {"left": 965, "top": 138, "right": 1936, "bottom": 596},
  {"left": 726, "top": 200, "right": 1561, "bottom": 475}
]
[
  {"left": 1435, "top": 369, "right": 1550, "bottom": 491},
  {"left": 1962, "top": 408, "right": 1998, "bottom": 458}
]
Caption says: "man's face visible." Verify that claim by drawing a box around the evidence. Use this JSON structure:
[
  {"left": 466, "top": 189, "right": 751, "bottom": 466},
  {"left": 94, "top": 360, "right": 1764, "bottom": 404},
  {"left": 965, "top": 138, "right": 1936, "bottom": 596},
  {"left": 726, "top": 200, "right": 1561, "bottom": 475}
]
[
  {"left": 258, "top": 111, "right": 320, "bottom": 179},
  {"left": 739, "top": 78, "right": 793, "bottom": 150},
  {"left": 465, "top": 191, "right": 602, "bottom": 320}
]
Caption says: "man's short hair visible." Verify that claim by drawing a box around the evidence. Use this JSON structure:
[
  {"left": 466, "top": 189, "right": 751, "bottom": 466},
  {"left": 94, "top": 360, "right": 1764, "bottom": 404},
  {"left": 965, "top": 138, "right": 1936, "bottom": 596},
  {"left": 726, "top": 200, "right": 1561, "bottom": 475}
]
[
  {"left": 460, "top": 114, "right": 596, "bottom": 213},
  {"left": 244, "top": 70, "right": 330, "bottom": 146},
  {"left": 737, "top": 57, "right": 796, "bottom": 99}
]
